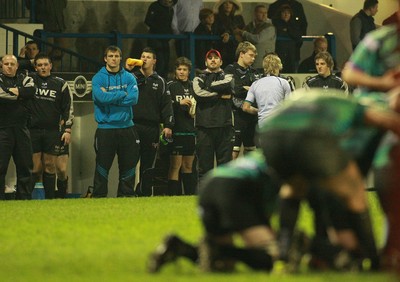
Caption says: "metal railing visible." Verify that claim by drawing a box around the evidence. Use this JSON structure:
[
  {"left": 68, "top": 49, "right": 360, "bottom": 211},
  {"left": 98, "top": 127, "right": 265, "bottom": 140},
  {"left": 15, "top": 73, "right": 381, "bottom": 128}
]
[
  {"left": 0, "top": 0, "right": 29, "bottom": 20},
  {"left": 1, "top": 23, "right": 336, "bottom": 75},
  {"left": 0, "top": 23, "right": 103, "bottom": 72}
]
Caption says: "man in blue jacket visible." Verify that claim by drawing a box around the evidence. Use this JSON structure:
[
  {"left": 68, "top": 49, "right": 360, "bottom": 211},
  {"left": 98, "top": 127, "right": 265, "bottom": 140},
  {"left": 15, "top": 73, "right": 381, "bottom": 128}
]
[{"left": 91, "top": 45, "right": 140, "bottom": 197}]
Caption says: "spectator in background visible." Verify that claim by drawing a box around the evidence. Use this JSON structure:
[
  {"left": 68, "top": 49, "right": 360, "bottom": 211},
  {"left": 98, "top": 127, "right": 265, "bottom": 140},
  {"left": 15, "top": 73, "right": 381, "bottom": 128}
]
[
  {"left": 91, "top": 46, "right": 140, "bottom": 198},
  {"left": 274, "top": 5, "right": 302, "bottom": 73},
  {"left": 145, "top": 0, "right": 177, "bottom": 78},
  {"left": 268, "top": 0, "right": 307, "bottom": 71},
  {"left": 17, "top": 40, "right": 40, "bottom": 73},
  {"left": 298, "top": 37, "right": 333, "bottom": 74},
  {"left": 194, "top": 8, "right": 218, "bottom": 70},
  {"left": 224, "top": 41, "right": 261, "bottom": 160},
  {"left": 213, "top": 0, "right": 245, "bottom": 67},
  {"left": 193, "top": 49, "right": 234, "bottom": 183},
  {"left": 235, "top": 4, "right": 276, "bottom": 70},
  {"left": 125, "top": 47, "right": 174, "bottom": 197},
  {"left": 303, "top": 51, "right": 348, "bottom": 94},
  {"left": 26, "top": 0, "right": 68, "bottom": 62},
  {"left": 268, "top": 0, "right": 307, "bottom": 36},
  {"left": 242, "top": 53, "right": 291, "bottom": 126},
  {"left": 350, "top": 0, "right": 378, "bottom": 50},
  {"left": 166, "top": 57, "right": 197, "bottom": 195},
  {"left": 0, "top": 55, "right": 36, "bottom": 200},
  {"left": 171, "top": 0, "right": 204, "bottom": 57}
]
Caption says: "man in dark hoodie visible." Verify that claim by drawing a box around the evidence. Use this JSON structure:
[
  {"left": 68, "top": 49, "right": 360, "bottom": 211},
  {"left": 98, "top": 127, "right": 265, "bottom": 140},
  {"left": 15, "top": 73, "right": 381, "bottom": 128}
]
[
  {"left": 0, "top": 55, "right": 36, "bottom": 200},
  {"left": 125, "top": 47, "right": 174, "bottom": 197},
  {"left": 91, "top": 45, "right": 140, "bottom": 198},
  {"left": 145, "top": 0, "right": 177, "bottom": 78}
]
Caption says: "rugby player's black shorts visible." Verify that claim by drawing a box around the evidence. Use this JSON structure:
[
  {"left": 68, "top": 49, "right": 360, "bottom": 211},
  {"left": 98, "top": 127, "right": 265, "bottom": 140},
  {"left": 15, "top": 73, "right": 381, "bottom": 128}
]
[
  {"left": 30, "top": 128, "right": 63, "bottom": 155},
  {"left": 58, "top": 143, "right": 69, "bottom": 156},
  {"left": 198, "top": 177, "right": 272, "bottom": 236},
  {"left": 170, "top": 134, "right": 195, "bottom": 156},
  {"left": 259, "top": 130, "right": 350, "bottom": 181},
  {"left": 233, "top": 112, "right": 257, "bottom": 151}
]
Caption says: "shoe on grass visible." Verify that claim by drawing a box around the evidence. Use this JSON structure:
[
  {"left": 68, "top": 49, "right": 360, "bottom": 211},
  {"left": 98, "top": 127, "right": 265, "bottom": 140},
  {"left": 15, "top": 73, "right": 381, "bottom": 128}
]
[{"left": 147, "top": 234, "right": 184, "bottom": 273}]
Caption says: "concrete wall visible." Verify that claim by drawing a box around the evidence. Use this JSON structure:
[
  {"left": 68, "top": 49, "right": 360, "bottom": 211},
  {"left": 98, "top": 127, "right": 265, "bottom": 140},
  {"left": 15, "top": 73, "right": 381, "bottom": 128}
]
[
  {"left": 61, "top": 0, "right": 396, "bottom": 71},
  {"left": 307, "top": 0, "right": 398, "bottom": 25}
]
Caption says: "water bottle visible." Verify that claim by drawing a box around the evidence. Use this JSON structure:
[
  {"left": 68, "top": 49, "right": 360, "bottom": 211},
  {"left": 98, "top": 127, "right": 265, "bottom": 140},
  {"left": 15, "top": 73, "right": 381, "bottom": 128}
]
[
  {"left": 32, "top": 182, "right": 45, "bottom": 200},
  {"left": 160, "top": 133, "right": 173, "bottom": 145},
  {"left": 126, "top": 58, "right": 143, "bottom": 67}
]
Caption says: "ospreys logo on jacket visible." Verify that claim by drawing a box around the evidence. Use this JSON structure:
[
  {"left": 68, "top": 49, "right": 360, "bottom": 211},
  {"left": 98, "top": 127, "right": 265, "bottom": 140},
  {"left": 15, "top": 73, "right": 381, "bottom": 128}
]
[
  {"left": 167, "top": 79, "right": 195, "bottom": 133},
  {"left": 92, "top": 66, "right": 139, "bottom": 129}
]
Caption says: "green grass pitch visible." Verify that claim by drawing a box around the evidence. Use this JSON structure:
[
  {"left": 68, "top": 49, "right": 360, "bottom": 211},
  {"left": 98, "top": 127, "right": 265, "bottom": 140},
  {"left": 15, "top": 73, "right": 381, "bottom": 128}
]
[{"left": 0, "top": 194, "right": 397, "bottom": 282}]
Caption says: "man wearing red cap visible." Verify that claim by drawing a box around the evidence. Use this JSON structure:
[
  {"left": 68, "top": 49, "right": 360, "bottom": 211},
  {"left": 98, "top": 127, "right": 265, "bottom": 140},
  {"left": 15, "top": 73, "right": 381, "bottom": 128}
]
[{"left": 192, "top": 49, "right": 234, "bottom": 183}]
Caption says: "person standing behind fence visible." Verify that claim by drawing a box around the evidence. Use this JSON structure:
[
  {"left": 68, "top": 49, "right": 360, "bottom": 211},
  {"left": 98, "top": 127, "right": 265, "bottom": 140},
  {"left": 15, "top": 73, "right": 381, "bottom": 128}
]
[
  {"left": 145, "top": 0, "right": 177, "bottom": 78},
  {"left": 171, "top": 0, "right": 204, "bottom": 57},
  {"left": 213, "top": 0, "right": 245, "bottom": 67},
  {"left": 29, "top": 53, "right": 73, "bottom": 199},
  {"left": 298, "top": 37, "right": 329, "bottom": 74},
  {"left": 273, "top": 4, "right": 302, "bottom": 73},
  {"left": 268, "top": 0, "right": 307, "bottom": 36},
  {"left": 17, "top": 40, "right": 40, "bottom": 73},
  {"left": 235, "top": 4, "right": 276, "bottom": 70},
  {"left": 268, "top": 0, "right": 307, "bottom": 72},
  {"left": 194, "top": 8, "right": 218, "bottom": 70},
  {"left": 0, "top": 55, "right": 36, "bottom": 200},
  {"left": 91, "top": 46, "right": 140, "bottom": 198},
  {"left": 166, "top": 57, "right": 197, "bottom": 195},
  {"left": 350, "top": 0, "right": 378, "bottom": 50},
  {"left": 125, "top": 47, "right": 174, "bottom": 197},
  {"left": 26, "top": 0, "right": 68, "bottom": 62}
]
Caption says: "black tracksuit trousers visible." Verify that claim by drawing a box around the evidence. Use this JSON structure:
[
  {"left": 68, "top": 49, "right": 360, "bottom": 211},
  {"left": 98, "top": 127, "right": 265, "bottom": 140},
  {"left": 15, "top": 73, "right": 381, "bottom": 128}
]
[
  {"left": 92, "top": 127, "right": 140, "bottom": 197},
  {"left": 0, "top": 126, "right": 33, "bottom": 200}
]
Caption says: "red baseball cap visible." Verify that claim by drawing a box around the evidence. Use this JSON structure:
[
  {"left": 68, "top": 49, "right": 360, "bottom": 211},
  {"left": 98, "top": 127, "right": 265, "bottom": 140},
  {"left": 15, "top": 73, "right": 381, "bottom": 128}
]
[{"left": 205, "top": 49, "right": 222, "bottom": 60}]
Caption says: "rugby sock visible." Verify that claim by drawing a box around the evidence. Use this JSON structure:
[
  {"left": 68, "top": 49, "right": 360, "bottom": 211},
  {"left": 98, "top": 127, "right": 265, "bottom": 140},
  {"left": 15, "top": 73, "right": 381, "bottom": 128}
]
[
  {"left": 167, "top": 180, "right": 182, "bottom": 196},
  {"left": 178, "top": 241, "right": 198, "bottom": 262},
  {"left": 43, "top": 172, "right": 56, "bottom": 199},
  {"left": 0, "top": 183, "right": 5, "bottom": 200},
  {"left": 56, "top": 178, "right": 68, "bottom": 198},
  {"left": 219, "top": 245, "right": 273, "bottom": 271},
  {"left": 278, "top": 198, "right": 300, "bottom": 261},
  {"left": 182, "top": 173, "right": 197, "bottom": 195},
  {"left": 310, "top": 236, "right": 344, "bottom": 267},
  {"left": 349, "top": 210, "right": 380, "bottom": 270}
]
